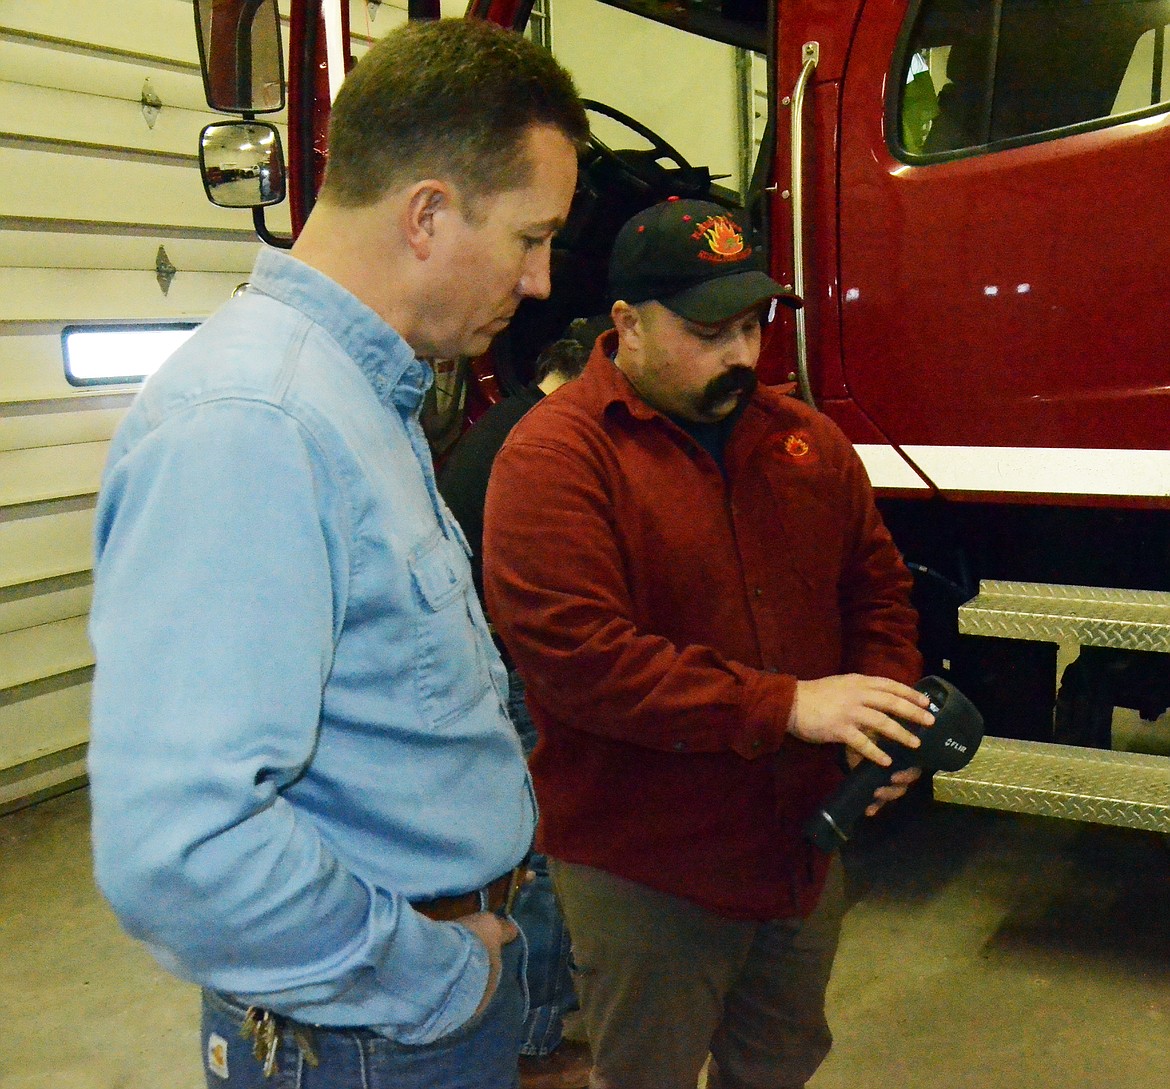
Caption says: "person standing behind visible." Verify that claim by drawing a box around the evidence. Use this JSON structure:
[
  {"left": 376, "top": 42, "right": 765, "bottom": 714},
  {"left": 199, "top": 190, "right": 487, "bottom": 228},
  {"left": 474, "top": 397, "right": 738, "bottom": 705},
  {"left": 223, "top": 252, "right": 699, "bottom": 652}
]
[
  {"left": 87, "top": 19, "right": 587, "bottom": 1089},
  {"left": 440, "top": 322, "right": 598, "bottom": 598},
  {"left": 439, "top": 324, "right": 599, "bottom": 1089},
  {"left": 482, "top": 198, "right": 932, "bottom": 1089}
]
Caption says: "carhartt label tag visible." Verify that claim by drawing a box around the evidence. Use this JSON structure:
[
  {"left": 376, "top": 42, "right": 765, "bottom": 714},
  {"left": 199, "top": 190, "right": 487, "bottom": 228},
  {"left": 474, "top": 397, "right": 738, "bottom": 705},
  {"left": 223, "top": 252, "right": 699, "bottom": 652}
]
[{"left": 207, "top": 1032, "right": 230, "bottom": 1079}]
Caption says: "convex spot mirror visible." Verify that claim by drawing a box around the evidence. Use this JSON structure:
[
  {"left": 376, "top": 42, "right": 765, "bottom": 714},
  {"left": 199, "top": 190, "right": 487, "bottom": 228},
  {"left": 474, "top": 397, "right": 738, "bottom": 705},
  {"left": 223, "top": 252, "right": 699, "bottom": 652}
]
[
  {"left": 200, "top": 121, "right": 287, "bottom": 208},
  {"left": 194, "top": 0, "right": 284, "bottom": 113}
]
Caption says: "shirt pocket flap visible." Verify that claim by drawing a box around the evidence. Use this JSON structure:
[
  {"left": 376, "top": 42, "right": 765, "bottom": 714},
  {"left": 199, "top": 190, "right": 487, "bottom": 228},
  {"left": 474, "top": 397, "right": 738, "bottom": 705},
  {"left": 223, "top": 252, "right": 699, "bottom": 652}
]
[{"left": 408, "top": 534, "right": 464, "bottom": 613}]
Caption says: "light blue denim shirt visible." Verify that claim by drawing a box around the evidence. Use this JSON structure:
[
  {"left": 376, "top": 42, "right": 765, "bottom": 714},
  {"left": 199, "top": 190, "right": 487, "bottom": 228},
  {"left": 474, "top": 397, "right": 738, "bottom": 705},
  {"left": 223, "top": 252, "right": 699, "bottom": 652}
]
[{"left": 88, "top": 248, "right": 535, "bottom": 1044}]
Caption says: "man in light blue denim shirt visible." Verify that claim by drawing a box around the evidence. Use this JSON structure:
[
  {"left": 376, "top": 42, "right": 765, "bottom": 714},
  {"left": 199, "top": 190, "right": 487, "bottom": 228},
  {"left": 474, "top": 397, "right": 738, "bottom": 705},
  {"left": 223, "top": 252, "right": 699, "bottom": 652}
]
[{"left": 87, "top": 19, "right": 586, "bottom": 1089}]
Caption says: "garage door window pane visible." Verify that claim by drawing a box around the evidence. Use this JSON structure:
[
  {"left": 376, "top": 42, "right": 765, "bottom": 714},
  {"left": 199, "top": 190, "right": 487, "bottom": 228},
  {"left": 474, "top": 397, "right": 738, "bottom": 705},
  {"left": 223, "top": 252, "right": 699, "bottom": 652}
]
[{"left": 62, "top": 325, "right": 199, "bottom": 387}]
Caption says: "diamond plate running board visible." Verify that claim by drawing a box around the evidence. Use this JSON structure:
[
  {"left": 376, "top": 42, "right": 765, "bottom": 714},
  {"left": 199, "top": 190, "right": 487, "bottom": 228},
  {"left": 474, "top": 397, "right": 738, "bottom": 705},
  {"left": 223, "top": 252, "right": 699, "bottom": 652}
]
[
  {"left": 957, "top": 580, "right": 1170, "bottom": 652},
  {"left": 933, "top": 737, "right": 1170, "bottom": 832}
]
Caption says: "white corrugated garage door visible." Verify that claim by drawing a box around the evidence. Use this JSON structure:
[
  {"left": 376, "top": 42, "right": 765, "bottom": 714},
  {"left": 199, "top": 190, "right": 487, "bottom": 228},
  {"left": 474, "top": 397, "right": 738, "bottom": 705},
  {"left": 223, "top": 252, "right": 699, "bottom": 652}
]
[{"left": 0, "top": 0, "right": 404, "bottom": 811}]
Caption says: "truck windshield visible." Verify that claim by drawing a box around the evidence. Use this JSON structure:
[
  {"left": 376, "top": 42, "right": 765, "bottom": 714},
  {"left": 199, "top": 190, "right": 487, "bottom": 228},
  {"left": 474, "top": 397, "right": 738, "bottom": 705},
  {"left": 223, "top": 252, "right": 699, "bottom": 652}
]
[
  {"left": 593, "top": 0, "right": 768, "bottom": 52},
  {"left": 496, "top": 0, "right": 773, "bottom": 390},
  {"left": 550, "top": 0, "right": 770, "bottom": 204}
]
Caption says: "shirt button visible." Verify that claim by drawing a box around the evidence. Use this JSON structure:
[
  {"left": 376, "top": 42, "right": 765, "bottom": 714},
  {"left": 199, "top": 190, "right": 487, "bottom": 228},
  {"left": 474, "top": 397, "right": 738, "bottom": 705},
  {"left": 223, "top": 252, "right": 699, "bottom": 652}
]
[
  {"left": 673, "top": 741, "right": 686, "bottom": 752},
  {"left": 754, "top": 587, "right": 763, "bottom": 597}
]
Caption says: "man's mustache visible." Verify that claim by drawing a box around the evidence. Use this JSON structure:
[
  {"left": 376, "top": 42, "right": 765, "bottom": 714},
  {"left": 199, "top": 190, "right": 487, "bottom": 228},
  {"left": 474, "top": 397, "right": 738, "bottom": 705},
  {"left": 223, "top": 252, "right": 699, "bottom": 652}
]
[{"left": 699, "top": 367, "right": 757, "bottom": 413}]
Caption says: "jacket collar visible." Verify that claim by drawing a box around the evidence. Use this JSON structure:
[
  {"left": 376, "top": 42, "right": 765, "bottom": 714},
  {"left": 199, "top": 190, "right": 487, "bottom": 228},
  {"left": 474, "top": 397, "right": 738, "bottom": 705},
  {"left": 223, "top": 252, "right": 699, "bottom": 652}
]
[{"left": 582, "top": 328, "right": 803, "bottom": 440}]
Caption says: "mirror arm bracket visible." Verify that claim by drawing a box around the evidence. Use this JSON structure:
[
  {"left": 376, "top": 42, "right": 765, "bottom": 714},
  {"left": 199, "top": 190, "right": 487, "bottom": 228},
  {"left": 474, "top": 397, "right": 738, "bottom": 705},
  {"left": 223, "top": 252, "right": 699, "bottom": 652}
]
[{"left": 252, "top": 207, "right": 294, "bottom": 249}]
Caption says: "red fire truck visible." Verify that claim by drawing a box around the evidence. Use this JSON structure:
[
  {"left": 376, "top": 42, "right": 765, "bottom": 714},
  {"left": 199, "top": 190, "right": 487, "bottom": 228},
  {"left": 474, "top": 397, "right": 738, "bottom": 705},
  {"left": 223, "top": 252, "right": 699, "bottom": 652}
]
[{"left": 194, "top": 0, "right": 1170, "bottom": 828}]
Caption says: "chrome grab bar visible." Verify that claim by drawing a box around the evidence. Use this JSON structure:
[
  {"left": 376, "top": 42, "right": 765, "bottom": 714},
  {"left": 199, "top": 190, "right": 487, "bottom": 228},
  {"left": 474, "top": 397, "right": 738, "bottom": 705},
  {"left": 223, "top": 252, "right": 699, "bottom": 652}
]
[{"left": 789, "top": 41, "right": 819, "bottom": 407}]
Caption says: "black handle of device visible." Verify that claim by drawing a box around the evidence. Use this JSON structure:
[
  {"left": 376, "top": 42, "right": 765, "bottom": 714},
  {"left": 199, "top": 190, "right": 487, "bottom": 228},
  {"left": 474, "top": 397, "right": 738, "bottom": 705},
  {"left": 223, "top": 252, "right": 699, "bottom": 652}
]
[{"left": 803, "top": 676, "right": 983, "bottom": 852}]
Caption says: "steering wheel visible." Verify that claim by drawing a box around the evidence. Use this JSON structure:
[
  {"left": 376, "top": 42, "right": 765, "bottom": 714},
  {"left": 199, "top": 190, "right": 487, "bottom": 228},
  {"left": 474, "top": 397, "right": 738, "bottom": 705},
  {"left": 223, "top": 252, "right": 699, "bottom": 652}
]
[{"left": 581, "top": 99, "right": 697, "bottom": 193}]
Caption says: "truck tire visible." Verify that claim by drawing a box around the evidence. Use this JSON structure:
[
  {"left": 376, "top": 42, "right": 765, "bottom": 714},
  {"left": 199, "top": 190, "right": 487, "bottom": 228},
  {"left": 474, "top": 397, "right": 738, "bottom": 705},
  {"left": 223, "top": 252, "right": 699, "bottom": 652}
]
[{"left": 1053, "top": 650, "right": 1115, "bottom": 749}]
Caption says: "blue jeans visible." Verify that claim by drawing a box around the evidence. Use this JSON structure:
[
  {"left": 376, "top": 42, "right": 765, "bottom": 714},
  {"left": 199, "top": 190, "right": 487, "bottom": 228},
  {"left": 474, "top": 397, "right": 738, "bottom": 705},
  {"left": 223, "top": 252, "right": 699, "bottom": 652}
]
[
  {"left": 507, "top": 670, "right": 579, "bottom": 1057},
  {"left": 200, "top": 939, "right": 526, "bottom": 1088}
]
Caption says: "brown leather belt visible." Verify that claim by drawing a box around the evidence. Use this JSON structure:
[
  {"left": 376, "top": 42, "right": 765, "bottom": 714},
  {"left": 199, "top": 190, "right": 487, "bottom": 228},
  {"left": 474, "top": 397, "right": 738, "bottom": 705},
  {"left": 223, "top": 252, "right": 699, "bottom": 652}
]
[{"left": 412, "top": 865, "right": 526, "bottom": 922}]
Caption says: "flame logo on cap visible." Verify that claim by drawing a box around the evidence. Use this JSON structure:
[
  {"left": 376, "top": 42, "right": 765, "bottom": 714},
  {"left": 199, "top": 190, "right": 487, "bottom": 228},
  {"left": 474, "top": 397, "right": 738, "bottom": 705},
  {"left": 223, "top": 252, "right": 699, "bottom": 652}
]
[{"left": 694, "top": 216, "right": 750, "bottom": 263}]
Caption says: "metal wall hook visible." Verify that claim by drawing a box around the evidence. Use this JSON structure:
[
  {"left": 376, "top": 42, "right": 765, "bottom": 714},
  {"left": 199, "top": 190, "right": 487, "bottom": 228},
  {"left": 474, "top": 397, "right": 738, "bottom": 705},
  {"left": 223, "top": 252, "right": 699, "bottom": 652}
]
[
  {"left": 141, "top": 79, "right": 162, "bottom": 130},
  {"left": 155, "top": 245, "right": 177, "bottom": 296}
]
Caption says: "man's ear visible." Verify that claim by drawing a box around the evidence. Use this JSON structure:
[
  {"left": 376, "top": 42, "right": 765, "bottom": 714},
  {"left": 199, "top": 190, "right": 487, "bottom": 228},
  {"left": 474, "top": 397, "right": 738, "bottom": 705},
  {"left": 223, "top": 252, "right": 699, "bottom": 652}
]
[
  {"left": 403, "top": 181, "right": 453, "bottom": 260},
  {"left": 611, "top": 300, "right": 643, "bottom": 352}
]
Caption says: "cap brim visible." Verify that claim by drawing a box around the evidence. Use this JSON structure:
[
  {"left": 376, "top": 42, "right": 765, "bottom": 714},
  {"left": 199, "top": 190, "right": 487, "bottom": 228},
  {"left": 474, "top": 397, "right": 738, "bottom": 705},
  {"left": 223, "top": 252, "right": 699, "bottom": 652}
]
[{"left": 661, "top": 270, "right": 802, "bottom": 324}]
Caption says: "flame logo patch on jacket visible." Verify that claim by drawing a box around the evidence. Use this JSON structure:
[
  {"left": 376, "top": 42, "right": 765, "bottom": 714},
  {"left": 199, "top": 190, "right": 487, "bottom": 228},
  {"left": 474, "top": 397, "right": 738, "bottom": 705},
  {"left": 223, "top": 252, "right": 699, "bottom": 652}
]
[
  {"left": 693, "top": 216, "right": 750, "bottom": 264},
  {"left": 784, "top": 433, "right": 810, "bottom": 458},
  {"left": 767, "top": 429, "right": 816, "bottom": 463}
]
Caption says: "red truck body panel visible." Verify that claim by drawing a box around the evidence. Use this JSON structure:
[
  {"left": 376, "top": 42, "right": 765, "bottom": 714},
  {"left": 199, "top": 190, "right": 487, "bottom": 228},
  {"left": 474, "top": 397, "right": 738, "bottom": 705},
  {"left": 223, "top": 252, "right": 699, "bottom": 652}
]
[
  {"left": 238, "top": 0, "right": 1170, "bottom": 505},
  {"left": 839, "top": 1, "right": 1170, "bottom": 455}
]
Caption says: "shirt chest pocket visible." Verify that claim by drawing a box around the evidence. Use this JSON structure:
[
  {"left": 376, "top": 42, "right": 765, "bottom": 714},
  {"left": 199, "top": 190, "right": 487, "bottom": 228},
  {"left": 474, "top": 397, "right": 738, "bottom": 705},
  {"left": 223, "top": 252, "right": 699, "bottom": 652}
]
[{"left": 408, "top": 533, "right": 493, "bottom": 729}]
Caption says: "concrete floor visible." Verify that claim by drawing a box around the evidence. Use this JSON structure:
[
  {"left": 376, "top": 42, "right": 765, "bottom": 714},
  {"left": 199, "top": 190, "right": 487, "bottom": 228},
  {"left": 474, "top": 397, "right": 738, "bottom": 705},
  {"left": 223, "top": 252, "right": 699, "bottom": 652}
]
[
  {"left": 2, "top": 785, "right": 1168, "bottom": 1089},
  {"left": 813, "top": 788, "right": 1170, "bottom": 1089}
]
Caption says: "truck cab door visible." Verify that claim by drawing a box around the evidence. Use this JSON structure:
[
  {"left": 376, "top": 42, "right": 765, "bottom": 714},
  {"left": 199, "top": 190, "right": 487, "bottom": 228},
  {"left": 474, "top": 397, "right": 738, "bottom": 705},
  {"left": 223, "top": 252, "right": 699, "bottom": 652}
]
[{"left": 835, "top": 0, "right": 1170, "bottom": 502}]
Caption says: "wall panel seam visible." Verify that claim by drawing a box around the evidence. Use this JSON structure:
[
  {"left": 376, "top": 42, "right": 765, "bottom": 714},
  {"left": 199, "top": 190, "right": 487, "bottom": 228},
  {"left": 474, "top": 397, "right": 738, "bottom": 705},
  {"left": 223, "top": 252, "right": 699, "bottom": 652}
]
[
  {"left": 0, "top": 133, "right": 196, "bottom": 167},
  {"left": 0, "top": 28, "right": 199, "bottom": 75},
  {"left": 0, "top": 216, "right": 259, "bottom": 243}
]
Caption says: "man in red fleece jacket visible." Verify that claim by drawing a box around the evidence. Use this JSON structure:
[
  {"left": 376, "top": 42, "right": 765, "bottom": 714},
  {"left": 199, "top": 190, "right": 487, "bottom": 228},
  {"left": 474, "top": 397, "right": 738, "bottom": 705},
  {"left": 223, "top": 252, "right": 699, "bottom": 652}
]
[{"left": 483, "top": 197, "right": 932, "bottom": 1089}]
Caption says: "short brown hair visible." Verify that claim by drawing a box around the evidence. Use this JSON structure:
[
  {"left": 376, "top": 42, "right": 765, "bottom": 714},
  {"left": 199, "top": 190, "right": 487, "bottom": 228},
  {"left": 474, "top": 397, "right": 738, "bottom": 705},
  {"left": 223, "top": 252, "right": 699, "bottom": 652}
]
[
  {"left": 322, "top": 18, "right": 588, "bottom": 208},
  {"left": 534, "top": 338, "right": 589, "bottom": 384}
]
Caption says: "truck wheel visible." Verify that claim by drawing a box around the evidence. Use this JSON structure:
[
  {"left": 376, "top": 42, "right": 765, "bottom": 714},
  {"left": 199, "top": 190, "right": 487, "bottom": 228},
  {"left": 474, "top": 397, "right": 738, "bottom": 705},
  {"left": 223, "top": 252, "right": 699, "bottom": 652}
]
[{"left": 1053, "top": 650, "right": 1115, "bottom": 749}]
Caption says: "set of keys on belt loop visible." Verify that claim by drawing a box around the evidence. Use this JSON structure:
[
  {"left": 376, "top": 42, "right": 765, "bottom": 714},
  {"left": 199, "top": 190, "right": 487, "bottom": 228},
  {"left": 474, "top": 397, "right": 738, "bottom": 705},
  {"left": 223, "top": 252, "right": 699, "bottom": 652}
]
[
  {"left": 239, "top": 861, "right": 528, "bottom": 1075},
  {"left": 241, "top": 1006, "right": 320, "bottom": 1077}
]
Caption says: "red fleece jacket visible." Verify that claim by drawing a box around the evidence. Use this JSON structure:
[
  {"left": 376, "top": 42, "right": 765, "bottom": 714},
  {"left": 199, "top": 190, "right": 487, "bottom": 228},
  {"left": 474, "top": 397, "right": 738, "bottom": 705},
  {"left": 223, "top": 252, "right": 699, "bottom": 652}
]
[{"left": 483, "top": 333, "right": 921, "bottom": 919}]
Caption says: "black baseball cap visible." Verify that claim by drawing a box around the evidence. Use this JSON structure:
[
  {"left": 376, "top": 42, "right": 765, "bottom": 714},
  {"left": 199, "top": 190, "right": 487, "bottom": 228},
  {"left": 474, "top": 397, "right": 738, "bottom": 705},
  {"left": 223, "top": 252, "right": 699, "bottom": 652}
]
[{"left": 608, "top": 197, "right": 802, "bottom": 324}]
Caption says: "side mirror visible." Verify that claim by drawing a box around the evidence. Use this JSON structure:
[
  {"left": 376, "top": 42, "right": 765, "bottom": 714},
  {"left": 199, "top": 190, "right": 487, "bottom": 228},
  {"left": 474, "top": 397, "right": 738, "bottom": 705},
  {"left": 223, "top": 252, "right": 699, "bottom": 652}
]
[
  {"left": 194, "top": 0, "right": 285, "bottom": 114},
  {"left": 199, "top": 122, "right": 287, "bottom": 208}
]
